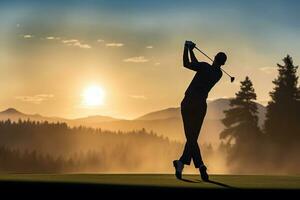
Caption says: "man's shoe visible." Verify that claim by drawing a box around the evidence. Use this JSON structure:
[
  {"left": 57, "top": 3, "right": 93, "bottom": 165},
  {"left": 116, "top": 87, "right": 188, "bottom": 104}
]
[
  {"left": 173, "top": 160, "right": 183, "bottom": 179},
  {"left": 199, "top": 165, "right": 209, "bottom": 182}
]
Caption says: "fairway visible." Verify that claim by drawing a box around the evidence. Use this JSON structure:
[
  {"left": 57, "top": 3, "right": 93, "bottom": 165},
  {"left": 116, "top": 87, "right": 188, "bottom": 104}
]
[{"left": 0, "top": 174, "right": 300, "bottom": 190}]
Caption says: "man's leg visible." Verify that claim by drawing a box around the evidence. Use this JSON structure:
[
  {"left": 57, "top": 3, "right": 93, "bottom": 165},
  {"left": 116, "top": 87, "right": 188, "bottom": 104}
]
[
  {"left": 179, "top": 106, "right": 194, "bottom": 165},
  {"left": 190, "top": 106, "right": 206, "bottom": 168},
  {"left": 179, "top": 142, "right": 192, "bottom": 165},
  {"left": 190, "top": 103, "right": 209, "bottom": 181},
  {"left": 190, "top": 139, "right": 204, "bottom": 168},
  {"left": 179, "top": 102, "right": 206, "bottom": 168},
  {"left": 176, "top": 99, "right": 208, "bottom": 180},
  {"left": 174, "top": 104, "right": 193, "bottom": 179}
]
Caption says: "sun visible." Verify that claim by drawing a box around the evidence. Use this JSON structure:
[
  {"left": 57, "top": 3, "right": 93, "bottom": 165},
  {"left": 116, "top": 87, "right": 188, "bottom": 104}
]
[{"left": 83, "top": 85, "right": 105, "bottom": 106}]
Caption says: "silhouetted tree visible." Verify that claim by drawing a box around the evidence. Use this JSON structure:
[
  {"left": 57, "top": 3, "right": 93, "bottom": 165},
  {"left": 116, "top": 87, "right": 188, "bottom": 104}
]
[
  {"left": 220, "top": 76, "right": 261, "bottom": 171},
  {"left": 264, "top": 55, "right": 299, "bottom": 148}
]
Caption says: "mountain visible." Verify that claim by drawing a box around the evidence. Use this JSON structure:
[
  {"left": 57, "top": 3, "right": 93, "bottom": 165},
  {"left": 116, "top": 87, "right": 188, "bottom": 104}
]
[
  {"left": 136, "top": 107, "right": 180, "bottom": 121},
  {"left": 0, "top": 98, "right": 267, "bottom": 147},
  {"left": 1, "top": 108, "right": 23, "bottom": 115},
  {"left": 0, "top": 108, "right": 119, "bottom": 125},
  {"left": 0, "top": 108, "right": 45, "bottom": 122},
  {"left": 206, "top": 98, "right": 267, "bottom": 127},
  {"left": 206, "top": 98, "right": 232, "bottom": 119},
  {"left": 130, "top": 98, "right": 266, "bottom": 145},
  {"left": 136, "top": 98, "right": 266, "bottom": 126},
  {"left": 68, "top": 115, "right": 120, "bottom": 127}
]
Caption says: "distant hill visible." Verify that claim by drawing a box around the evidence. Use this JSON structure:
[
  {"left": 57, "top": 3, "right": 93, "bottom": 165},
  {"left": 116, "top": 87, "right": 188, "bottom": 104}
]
[
  {"left": 206, "top": 98, "right": 267, "bottom": 127},
  {"left": 0, "top": 108, "right": 120, "bottom": 125},
  {"left": 68, "top": 115, "right": 120, "bottom": 127},
  {"left": 136, "top": 107, "right": 180, "bottom": 121},
  {"left": 136, "top": 98, "right": 266, "bottom": 126},
  {"left": 1, "top": 108, "right": 23, "bottom": 115},
  {"left": 0, "top": 98, "right": 266, "bottom": 147},
  {"left": 0, "top": 108, "right": 64, "bottom": 122}
]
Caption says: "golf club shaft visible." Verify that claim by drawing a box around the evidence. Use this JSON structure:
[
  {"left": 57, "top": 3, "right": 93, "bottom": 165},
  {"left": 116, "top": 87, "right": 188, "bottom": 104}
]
[
  {"left": 194, "top": 46, "right": 232, "bottom": 78},
  {"left": 195, "top": 46, "right": 213, "bottom": 62}
]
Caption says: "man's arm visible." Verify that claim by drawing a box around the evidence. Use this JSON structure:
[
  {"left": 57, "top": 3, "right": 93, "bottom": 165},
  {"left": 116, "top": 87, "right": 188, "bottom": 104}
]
[
  {"left": 189, "top": 48, "right": 198, "bottom": 63},
  {"left": 183, "top": 45, "right": 199, "bottom": 71}
]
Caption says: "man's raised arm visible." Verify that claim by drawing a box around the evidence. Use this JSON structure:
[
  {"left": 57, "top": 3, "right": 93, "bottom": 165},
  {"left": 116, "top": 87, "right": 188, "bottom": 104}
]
[
  {"left": 189, "top": 48, "right": 199, "bottom": 63},
  {"left": 183, "top": 43, "right": 199, "bottom": 71}
]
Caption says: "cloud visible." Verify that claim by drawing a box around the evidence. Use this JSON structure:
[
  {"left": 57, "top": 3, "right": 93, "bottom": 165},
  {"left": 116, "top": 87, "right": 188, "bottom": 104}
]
[
  {"left": 154, "top": 62, "right": 161, "bottom": 66},
  {"left": 106, "top": 43, "right": 124, "bottom": 47},
  {"left": 62, "top": 39, "right": 91, "bottom": 49},
  {"left": 97, "top": 39, "right": 105, "bottom": 42},
  {"left": 146, "top": 46, "right": 153, "bottom": 49},
  {"left": 46, "top": 36, "right": 60, "bottom": 40},
  {"left": 123, "top": 56, "right": 149, "bottom": 63},
  {"left": 74, "top": 43, "right": 91, "bottom": 49},
  {"left": 22, "top": 35, "right": 90, "bottom": 48},
  {"left": 129, "top": 95, "right": 147, "bottom": 100},
  {"left": 15, "top": 94, "right": 54, "bottom": 104},
  {"left": 259, "top": 67, "right": 277, "bottom": 74},
  {"left": 46, "top": 36, "right": 55, "bottom": 40},
  {"left": 23, "top": 34, "right": 33, "bottom": 39},
  {"left": 62, "top": 39, "right": 79, "bottom": 44}
]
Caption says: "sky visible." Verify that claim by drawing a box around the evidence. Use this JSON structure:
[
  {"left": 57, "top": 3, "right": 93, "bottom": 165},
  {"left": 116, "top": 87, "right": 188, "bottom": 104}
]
[{"left": 0, "top": 0, "right": 300, "bottom": 119}]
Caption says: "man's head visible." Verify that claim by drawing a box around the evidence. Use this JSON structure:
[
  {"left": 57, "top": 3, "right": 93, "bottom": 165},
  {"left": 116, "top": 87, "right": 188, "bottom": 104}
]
[{"left": 213, "top": 52, "right": 227, "bottom": 66}]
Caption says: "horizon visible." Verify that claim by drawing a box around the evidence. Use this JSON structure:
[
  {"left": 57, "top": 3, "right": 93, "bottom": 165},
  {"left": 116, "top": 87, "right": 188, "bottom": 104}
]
[
  {"left": 0, "top": 97, "right": 267, "bottom": 120},
  {"left": 1, "top": 0, "right": 299, "bottom": 119}
]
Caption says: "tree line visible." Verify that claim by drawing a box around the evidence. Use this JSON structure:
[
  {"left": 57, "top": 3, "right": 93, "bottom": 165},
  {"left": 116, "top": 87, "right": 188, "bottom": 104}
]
[
  {"left": 0, "top": 121, "right": 216, "bottom": 173},
  {"left": 221, "top": 55, "right": 300, "bottom": 174}
]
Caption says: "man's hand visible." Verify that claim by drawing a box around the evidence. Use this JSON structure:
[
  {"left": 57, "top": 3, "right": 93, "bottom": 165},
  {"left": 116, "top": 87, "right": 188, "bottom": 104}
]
[{"left": 185, "top": 41, "right": 196, "bottom": 50}]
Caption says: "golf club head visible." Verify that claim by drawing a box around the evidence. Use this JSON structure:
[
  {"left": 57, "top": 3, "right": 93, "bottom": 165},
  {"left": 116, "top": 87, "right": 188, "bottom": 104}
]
[{"left": 230, "top": 77, "right": 235, "bottom": 83}]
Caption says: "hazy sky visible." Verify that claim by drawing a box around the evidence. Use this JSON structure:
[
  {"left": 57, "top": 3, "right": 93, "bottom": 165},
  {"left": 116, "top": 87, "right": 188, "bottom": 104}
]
[{"left": 0, "top": 0, "right": 300, "bottom": 119}]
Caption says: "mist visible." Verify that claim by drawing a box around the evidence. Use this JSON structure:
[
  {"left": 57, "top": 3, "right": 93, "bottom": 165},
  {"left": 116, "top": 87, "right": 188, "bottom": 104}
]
[
  {"left": 0, "top": 119, "right": 299, "bottom": 175},
  {"left": 0, "top": 120, "right": 231, "bottom": 173}
]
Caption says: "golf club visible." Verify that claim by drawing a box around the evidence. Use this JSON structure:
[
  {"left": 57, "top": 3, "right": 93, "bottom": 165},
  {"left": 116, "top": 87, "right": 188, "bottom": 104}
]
[{"left": 192, "top": 44, "right": 235, "bottom": 83}]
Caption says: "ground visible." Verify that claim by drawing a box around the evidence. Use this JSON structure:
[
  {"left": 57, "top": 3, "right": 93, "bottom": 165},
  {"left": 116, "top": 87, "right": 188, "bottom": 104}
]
[{"left": 0, "top": 174, "right": 300, "bottom": 196}]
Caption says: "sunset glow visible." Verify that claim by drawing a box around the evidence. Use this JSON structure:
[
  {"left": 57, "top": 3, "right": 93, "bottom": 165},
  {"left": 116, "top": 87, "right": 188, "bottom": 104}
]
[
  {"left": 83, "top": 85, "right": 105, "bottom": 106},
  {"left": 0, "top": 0, "right": 299, "bottom": 120}
]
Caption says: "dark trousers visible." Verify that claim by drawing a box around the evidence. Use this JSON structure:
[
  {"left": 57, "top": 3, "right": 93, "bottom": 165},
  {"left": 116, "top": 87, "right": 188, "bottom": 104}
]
[{"left": 179, "top": 96, "right": 207, "bottom": 168}]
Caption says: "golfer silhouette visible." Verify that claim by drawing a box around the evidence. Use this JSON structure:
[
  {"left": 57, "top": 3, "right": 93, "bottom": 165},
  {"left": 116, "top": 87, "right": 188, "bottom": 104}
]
[{"left": 173, "top": 41, "right": 227, "bottom": 181}]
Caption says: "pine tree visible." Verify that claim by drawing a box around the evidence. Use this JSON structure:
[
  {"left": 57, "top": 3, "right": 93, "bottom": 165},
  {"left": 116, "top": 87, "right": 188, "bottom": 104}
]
[
  {"left": 264, "top": 55, "right": 299, "bottom": 147},
  {"left": 220, "top": 76, "right": 260, "bottom": 145},
  {"left": 220, "top": 77, "right": 261, "bottom": 169}
]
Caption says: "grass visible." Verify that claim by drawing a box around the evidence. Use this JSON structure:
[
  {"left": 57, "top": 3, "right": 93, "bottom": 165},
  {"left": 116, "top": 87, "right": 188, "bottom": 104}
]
[{"left": 0, "top": 174, "right": 300, "bottom": 190}]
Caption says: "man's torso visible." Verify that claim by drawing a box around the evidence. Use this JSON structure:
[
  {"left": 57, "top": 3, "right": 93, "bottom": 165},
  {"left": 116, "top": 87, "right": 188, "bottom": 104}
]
[{"left": 184, "top": 62, "right": 223, "bottom": 99}]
